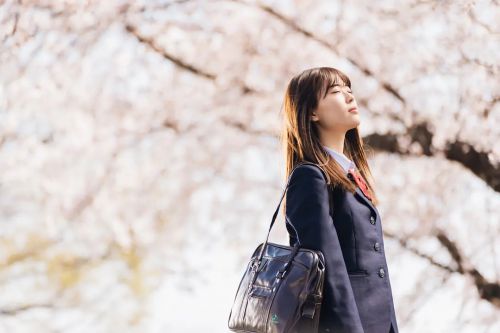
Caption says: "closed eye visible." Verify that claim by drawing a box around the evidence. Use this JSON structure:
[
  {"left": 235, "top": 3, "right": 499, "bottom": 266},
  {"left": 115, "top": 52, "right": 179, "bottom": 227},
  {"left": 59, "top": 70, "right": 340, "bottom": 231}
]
[{"left": 332, "top": 90, "right": 352, "bottom": 94}]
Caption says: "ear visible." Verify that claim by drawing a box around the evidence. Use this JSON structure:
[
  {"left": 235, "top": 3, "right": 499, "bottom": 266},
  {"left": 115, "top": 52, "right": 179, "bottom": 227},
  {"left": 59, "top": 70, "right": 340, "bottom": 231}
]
[{"left": 311, "top": 111, "right": 319, "bottom": 122}]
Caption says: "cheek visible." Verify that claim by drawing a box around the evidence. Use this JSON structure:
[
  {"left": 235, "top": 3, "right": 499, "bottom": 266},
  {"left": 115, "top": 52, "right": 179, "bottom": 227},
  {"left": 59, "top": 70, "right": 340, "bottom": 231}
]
[{"left": 319, "top": 97, "right": 344, "bottom": 117}]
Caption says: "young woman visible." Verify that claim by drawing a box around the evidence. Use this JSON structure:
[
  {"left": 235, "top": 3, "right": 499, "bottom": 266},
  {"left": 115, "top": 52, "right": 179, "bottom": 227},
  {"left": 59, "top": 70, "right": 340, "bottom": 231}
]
[{"left": 280, "top": 67, "right": 399, "bottom": 333}]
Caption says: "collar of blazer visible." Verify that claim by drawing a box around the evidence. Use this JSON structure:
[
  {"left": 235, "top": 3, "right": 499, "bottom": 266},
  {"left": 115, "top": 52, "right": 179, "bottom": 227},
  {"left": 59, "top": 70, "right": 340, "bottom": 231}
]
[
  {"left": 323, "top": 145, "right": 377, "bottom": 215},
  {"left": 352, "top": 185, "right": 377, "bottom": 216},
  {"left": 328, "top": 173, "right": 377, "bottom": 217}
]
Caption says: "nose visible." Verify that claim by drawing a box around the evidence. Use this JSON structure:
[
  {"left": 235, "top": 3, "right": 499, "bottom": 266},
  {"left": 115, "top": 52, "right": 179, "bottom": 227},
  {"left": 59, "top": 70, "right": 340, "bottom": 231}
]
[{"left": 345, "top": 92, "right": 353, "bottom": 102}]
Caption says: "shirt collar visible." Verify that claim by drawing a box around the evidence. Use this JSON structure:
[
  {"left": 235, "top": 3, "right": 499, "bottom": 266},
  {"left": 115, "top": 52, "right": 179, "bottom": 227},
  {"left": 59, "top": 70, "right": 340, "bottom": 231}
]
[{"left": 323, "top": 145, "right": 356, "bottom": 174}]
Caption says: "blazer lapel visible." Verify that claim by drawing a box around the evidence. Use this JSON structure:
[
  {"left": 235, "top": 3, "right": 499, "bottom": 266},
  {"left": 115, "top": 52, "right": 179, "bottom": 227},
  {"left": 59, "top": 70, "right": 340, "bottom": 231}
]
[
  {"left": 354, "top": 186, "right": 377, "bottom": 216},
  {"left": 346, "top": 170, "right": 378, "bottom": 216}
]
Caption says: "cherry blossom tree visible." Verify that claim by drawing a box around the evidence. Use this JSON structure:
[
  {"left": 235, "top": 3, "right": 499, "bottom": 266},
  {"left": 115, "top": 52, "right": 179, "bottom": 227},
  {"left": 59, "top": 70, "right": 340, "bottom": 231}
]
[{"left": 0, "top": 0, "right": 498, "bottom": 332}]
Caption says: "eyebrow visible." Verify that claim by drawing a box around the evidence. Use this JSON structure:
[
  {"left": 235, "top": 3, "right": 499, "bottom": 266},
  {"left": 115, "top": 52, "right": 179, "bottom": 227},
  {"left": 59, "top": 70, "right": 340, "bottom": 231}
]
[{"left": 328, "top": 84, "right": 351, "bottom": 90}]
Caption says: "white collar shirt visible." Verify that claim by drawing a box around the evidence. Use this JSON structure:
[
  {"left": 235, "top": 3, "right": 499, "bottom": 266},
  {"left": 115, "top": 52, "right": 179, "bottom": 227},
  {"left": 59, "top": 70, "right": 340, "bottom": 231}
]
[{"left": 323, "top": 145, "right": 356, "bottom": 174}]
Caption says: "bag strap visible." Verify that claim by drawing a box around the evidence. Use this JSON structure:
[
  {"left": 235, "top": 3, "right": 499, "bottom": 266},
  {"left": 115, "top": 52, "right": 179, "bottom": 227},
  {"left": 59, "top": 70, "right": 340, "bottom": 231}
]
[{"left": 254, "top": 161, "right": 329, "bottom": 263}]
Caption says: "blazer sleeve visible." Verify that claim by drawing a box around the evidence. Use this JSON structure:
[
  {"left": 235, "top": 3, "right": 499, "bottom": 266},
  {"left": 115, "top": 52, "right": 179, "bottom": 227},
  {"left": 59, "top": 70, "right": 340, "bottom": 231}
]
[{"left": 285, "top": 164, "right": 365, "bottom": 333}]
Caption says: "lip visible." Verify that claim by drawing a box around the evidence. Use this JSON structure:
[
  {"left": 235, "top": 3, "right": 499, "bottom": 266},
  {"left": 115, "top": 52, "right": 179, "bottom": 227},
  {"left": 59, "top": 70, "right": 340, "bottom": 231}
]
[{"left": 348, "top": 107, "right": 358, "bottom": 113}]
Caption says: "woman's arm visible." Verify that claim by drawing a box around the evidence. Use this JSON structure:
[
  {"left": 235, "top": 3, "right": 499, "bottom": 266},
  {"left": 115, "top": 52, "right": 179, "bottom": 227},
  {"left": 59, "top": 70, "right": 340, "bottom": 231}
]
[{"left": 285, "top": 164, "right": 365, "bottom": 333}]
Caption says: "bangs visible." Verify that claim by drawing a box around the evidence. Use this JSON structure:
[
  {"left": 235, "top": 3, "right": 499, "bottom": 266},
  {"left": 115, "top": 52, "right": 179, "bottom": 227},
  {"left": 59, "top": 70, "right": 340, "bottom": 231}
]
[{"left": 318, "top": 68, "right": 352, "bottom": 100}]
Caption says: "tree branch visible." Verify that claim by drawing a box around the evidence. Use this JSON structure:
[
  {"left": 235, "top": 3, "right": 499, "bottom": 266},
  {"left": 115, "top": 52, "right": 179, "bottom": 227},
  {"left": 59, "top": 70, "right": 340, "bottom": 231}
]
[{"left": 385, "top": 229, "right": 500, "bottom": 307}]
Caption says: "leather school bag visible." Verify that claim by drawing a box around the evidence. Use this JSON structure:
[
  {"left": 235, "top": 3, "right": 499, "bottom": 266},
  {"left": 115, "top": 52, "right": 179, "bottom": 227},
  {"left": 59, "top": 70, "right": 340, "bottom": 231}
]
[{"left": 228, "top": 162, "right": 332, "bottom": 333}]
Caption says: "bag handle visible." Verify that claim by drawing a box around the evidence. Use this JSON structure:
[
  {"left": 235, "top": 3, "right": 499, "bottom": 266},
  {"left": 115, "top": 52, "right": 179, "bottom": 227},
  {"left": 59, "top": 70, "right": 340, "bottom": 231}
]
[{"left": 253, "top": 161, "right": 329, "bottom": 266}]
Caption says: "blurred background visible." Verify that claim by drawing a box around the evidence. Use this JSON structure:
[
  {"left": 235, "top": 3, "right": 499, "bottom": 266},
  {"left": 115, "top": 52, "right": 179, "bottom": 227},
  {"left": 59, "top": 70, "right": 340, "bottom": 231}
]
[{"left": 1, "top": 0, "right": 499, "bottom": 332}]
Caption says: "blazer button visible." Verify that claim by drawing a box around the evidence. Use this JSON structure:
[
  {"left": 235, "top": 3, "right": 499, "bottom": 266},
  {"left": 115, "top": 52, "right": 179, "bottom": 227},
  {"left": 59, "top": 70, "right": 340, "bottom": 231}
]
[
  {"left": 370, "top": 216, "right": 375, "bottom": 225},
  {"left": 378, "top": 267, "right": 385, "bottom": 278},
  {"left": 374, "top": 242, "right": 380, "bottom": 251}
]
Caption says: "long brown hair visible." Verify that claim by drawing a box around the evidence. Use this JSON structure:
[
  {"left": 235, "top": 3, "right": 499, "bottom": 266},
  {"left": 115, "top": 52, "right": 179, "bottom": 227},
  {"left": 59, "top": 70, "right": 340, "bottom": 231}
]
[{"left": 279, "top": 66, "right": 379, "bottom": 206}]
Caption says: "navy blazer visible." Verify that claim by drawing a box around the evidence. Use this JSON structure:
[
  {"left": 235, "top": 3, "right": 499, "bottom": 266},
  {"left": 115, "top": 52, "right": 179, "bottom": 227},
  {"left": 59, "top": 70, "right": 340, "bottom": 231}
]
[{"left": 285, "top": 164, "right": 399, "bottom": 333}]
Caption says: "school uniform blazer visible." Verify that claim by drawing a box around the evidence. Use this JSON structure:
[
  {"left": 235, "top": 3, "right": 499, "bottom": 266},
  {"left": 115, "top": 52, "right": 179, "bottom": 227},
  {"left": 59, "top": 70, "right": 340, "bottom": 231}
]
[{"left": 285, "top": 163, "right": 399, "bottom": 333}]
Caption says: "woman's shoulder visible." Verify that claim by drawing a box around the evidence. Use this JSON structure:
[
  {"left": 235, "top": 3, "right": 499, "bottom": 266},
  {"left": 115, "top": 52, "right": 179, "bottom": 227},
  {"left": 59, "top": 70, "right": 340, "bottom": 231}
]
[{"left": 290, "top": 163, "right": 328, "bottom": 183}]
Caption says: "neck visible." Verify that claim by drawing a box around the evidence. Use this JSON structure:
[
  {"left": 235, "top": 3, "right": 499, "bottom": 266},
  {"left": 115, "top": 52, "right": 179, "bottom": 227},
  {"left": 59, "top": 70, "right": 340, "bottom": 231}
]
[{"left": 319, "top": 130, "right": 346, "bottom": 155}]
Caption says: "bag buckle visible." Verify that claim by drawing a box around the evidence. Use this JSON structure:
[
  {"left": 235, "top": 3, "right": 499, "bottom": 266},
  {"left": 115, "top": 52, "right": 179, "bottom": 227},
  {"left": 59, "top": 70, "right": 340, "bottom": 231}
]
[
  {"left": 301, "top": 303, "right": 316, "bottom": 319},
  {"left": 301, "top": 294, "right": 322, "bottom": 319}
]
